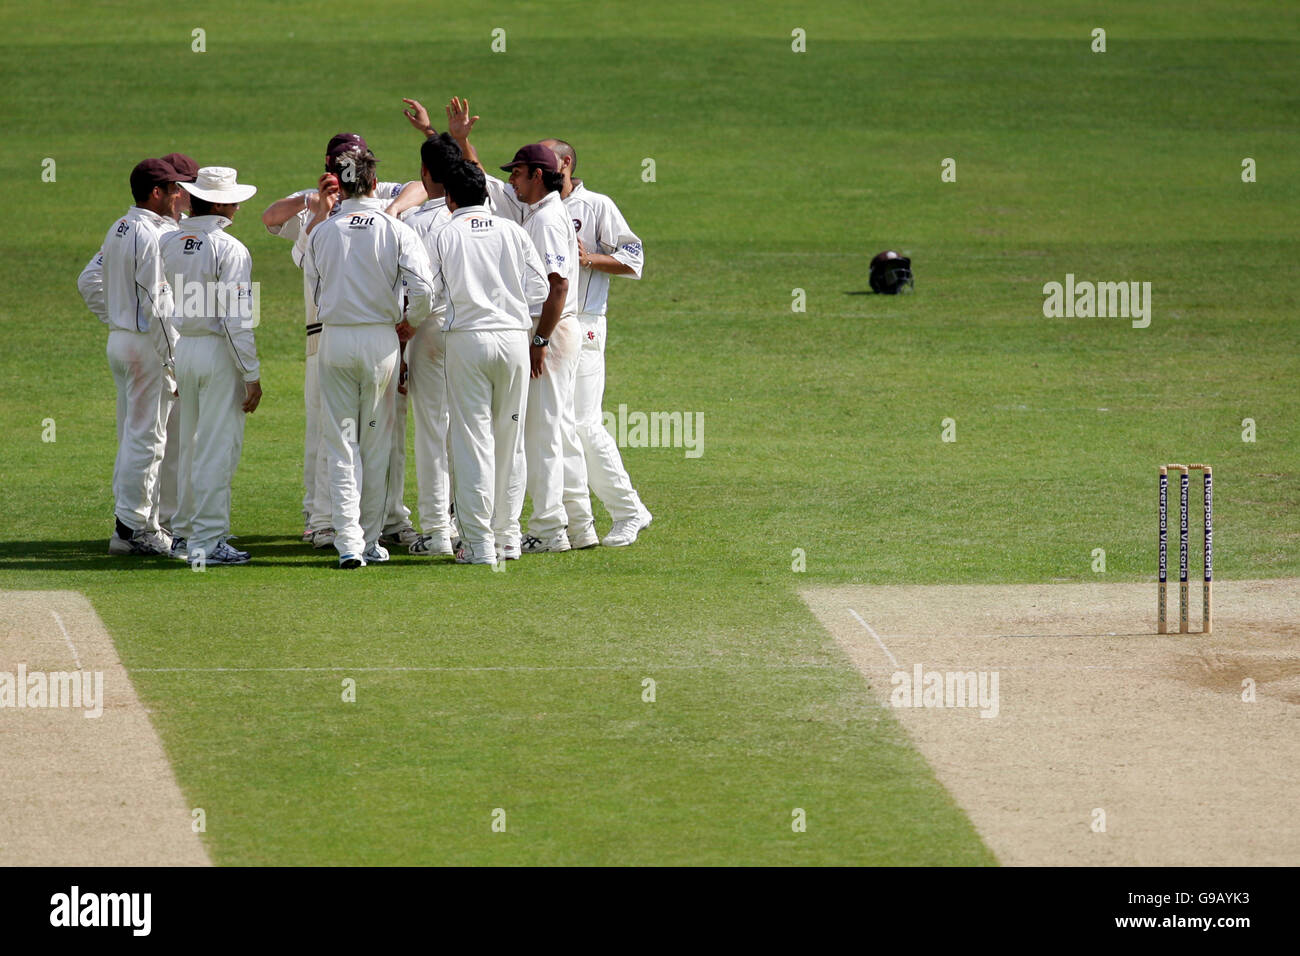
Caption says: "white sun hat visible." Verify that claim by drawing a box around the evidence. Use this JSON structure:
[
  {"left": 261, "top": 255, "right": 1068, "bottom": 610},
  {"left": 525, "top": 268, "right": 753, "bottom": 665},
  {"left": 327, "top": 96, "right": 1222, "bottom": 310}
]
[{"left": 179, "top": 166, "right": 257, "bottom": 204}]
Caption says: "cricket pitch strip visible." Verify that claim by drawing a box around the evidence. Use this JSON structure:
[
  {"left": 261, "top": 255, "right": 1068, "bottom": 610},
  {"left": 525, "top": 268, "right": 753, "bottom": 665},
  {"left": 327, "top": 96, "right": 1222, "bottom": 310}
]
[
  {"left": 802, "top": 579, "right": 1300, "bottom": 866},
  {"left": 0, "top": 590, "right": 209, "bottom": 866}
]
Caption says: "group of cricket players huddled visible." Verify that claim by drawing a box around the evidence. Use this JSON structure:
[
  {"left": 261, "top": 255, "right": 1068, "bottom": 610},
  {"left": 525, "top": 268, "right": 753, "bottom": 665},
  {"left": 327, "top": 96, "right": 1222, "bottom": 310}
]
[{"left": 77, "top": 96, "right": 652, "bottom": 567}]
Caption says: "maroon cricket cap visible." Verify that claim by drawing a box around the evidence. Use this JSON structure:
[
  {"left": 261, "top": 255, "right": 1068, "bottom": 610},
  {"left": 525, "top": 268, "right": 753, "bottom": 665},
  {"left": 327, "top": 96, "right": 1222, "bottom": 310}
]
[
  {"left": 160, "top": 152, "right": 199, "bottom": 182},
  {"left": 500, "top": 143, "right": 559, "bottom": 172},
  {"left": 326, "top": 132, "right": 368, "bottom": 156},
  {"left": 129, "top": 158, "right": 177, "bottom": 196}
]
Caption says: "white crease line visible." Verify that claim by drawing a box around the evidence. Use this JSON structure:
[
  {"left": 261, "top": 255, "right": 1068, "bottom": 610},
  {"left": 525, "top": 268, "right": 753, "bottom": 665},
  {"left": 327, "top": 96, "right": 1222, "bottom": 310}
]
[
  {"left": 849, "top": 609, "right": 899, "bottom": 668},
  {"left": 870, "top": 632, "right": 1141, "bottom": 640},
  {"left": 50, "top": 610, "right": 82, "bottom": 671},
  {"left": 131, "top": 663, "right": 835, "bottom": 673}
]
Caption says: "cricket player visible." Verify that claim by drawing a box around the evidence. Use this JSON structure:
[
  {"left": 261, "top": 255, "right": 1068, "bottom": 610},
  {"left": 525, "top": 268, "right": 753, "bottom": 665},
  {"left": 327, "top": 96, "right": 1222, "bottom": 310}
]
[
  {"left": 81, "top": 153, "right": 199, "bottom": 552},
  {"left": 259, "top": 133, "right": 426, "bottom": 550},
  {"left": 160, "top": 167, "right": 262, "bottom": 565},
  {"left": 303, "top": 145, "right": 435, "bottom": 568},
  {"left": 443, "top": 99, "right": 596, "bottom": 553},
  {"left": 541, "top": 138, "right": 653, "bottom": 547},
  {"left": 96, "top": 158, "right": 187, "bottom": 555},
  {"left": 424, "top": 159, "right": 548, "bottom": 564},
  {"left": 400, "top": 131, "right": 461, "bottom": 556}
]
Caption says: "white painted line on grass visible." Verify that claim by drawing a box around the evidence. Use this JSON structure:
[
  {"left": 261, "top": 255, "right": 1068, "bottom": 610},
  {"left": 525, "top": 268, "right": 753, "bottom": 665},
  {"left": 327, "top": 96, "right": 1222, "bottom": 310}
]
[
  {"left": 132, "top": 663, "right": 834, "bottom": 673},
  {"left": 50, "top": 610, "right": 82, "bottom": 670},
  {"left": 849, "top": 608, "right": 899, "bottom": 668}
]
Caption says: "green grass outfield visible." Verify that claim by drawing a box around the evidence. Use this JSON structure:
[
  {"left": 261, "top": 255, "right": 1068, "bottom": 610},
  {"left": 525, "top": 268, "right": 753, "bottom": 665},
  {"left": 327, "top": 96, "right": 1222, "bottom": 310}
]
[{"left": 2, "top": 1, "right": 1297, "bottom": 864}]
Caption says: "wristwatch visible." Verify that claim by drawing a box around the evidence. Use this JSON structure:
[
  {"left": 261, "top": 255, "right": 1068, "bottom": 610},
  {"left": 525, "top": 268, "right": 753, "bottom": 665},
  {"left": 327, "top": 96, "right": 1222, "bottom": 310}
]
[{"left": 532, "top": 334, "right": 549, "bottom": 347}]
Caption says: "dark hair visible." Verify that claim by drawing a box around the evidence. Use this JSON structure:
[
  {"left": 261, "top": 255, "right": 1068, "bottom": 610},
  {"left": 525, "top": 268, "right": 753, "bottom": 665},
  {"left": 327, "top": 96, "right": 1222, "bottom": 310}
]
[
  {"left": 131, "top": 179, "right": 172, "bottom": 204},
  {"left": 188, "top": 195, "right": 215, "bottom": 217},
  {"left": 330, "top": 147, "right": 378, "bottom": 197},
  {"left": 548, "top": 139, "right": 576, "bottom": 174},
  {"left": 443, "top": 160, "right": 487, "bottom": 208},
  {"left": 534, "top": 166, "right": 564, "bottom": 194},
  {"left": 420, "top": 133, "right": 462, "bottom": 184}
]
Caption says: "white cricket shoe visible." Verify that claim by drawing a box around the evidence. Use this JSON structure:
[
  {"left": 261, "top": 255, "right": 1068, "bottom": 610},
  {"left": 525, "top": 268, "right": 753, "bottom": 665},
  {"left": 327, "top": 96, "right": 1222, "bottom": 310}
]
[
  {"left": 568, "top": 522, "right": 600, "bottom": 549},
  {"left": 308, "top": 528, "right": 336, "bottom": 549},
  {"left": 409, "top": 533, "right": 454, "bottom": 556},
  {"left": 339, "top": 552, "right": 366, "bottom": 569},
  {"left": 108, "top": 527, "right": 172, "bottom": 556},
  {"left": 201, "top": 540, "right": 251, "bottom": 565},
  {"left": 601, "top": 507, "right": 653, "bottom": 548},
  {"left": 169, "top": 536, "right": 189, "bottom": 560},
  {"left": 454, "top": 542, "right": 494, "bottom": 565},
  {"left": 521, "top": 531, "right": 571, "bottom": 554},
  {"left": 362, "top": 543, "right": 390, "bottom": 564},
  {"left": 380, "top": 526, "right": 420, "bottom": 548},
  {"left": 496, "top": 542, "right": 520, "bottom": 562}
]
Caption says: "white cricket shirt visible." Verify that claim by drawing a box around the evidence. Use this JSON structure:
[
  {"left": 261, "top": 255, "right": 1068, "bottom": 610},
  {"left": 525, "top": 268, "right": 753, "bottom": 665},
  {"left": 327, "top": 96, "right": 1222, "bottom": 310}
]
[
  {"left": 160, "top": 215, "right": 260, "bottom": 382},
  {"left": 421, "top": 204, "right": 549, "bottom": 334},
  {"left": 563, "top": 181, "right": 644, "bottom": 316},
  {"left": 304, "top": 196, "right": 435, "bottom": 327},
  {"left": 485, "top": 180, "right": 580, "bottom": 320},
  {"left": 264, "top": 181, "right": 410, "bottom": 328},
  {"left": 100, "top": 205, "right": 179, "bottom": 361}
]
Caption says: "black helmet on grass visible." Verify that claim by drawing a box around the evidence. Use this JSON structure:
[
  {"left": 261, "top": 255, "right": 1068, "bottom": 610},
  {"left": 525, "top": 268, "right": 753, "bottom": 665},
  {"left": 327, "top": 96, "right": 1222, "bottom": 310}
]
[{"left": 869, "top": 251, "right": 913, "bottom": 294}]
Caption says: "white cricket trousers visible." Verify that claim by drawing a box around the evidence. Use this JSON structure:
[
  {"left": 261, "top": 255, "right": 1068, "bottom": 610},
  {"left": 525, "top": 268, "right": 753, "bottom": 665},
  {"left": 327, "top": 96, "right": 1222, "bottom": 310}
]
[
  {"left": 318, "top": 324, "right": 400, "bottom": 556},
  {"left": 172, "top": 334, "right": 245, "bottom": 557},
  {"left": 305, "top": 343, "right": 410, "bottom": 534},
  {"left": 444, "top": 329, "right": 529, "bottom": 561},
  {"left": 574, "top": 312, "right": 644, "bottom": 522},
  {"left": 158, "top": 397, "right": 179, "bottom": 533},
  {"left": 407, "top": 320, "right": 453, "bottom": 536},
  {"left": 383, "top": 387, "right": 412, "bottom": 534},
  {"left": 302, "top": 340, "right": 330, "bottom": 530},
  {"left": 107, "top": 328, "right": 171, "bottom": 534},
  {"left": 525, "top": 316, "right": 593, "bottom": 539}
]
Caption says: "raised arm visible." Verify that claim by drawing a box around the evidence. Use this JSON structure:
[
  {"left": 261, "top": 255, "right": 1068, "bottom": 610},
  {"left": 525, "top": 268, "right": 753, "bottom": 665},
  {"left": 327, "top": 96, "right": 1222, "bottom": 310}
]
[
  {"left": 262, "top": 194, "right": 309, "bottom": 232},
  {"left": 402, "top": 97, "right": 437, "bottom": 137},
  {"left": 446, "top": 96, "right": 482, "bottom": 171}
]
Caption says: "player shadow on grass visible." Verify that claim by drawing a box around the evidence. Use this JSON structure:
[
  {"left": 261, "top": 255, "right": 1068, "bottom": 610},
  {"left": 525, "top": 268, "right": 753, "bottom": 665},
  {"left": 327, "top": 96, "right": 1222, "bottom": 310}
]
[
  {"left": 0, "top": 539, "right": 155, "bottom": 571},
  {"left": 0, "top": 536, "right": 431, "bottom": 570}
]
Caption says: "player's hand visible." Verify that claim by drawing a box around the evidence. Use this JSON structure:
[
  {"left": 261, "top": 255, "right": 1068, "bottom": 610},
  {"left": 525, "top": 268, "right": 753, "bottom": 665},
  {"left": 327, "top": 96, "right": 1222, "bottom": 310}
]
[
  {"left": 315, "top": 173, "right": 340, "bottom": 214},
  {"left": 395, "top": 319, "right": 415, "bottom": 343},
  {"left": 402, "top": 98, "right": 434, "bottom": 135},
  {"left": 397, "top": 360, "right": 409, "bottom": 395},
  {"left": 243, "top": 380, "right": 262, "bottom": 413},
  {"left": 529, "top": 344, "right": 547, "bottom": 378},
  {"left": 445, "top": 97, "right": 479, "bottom": 140},
  {"left": 577, "top": 238, "right": 592, "bottom": 268}
]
